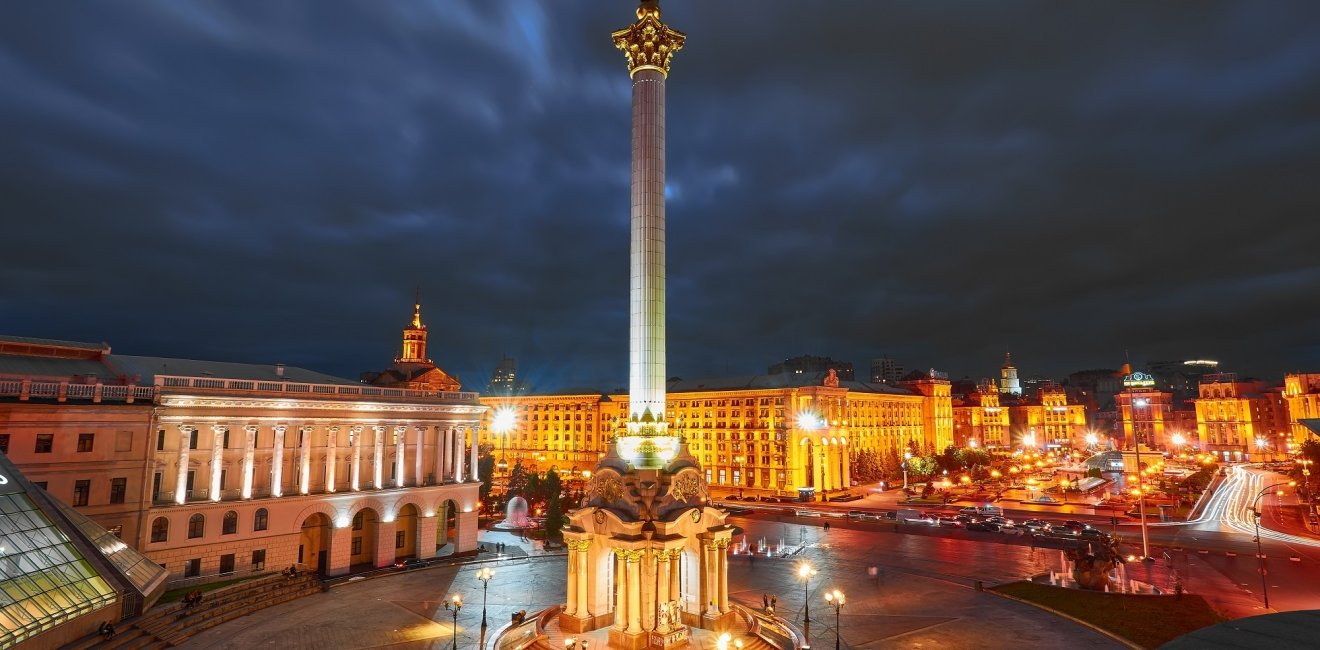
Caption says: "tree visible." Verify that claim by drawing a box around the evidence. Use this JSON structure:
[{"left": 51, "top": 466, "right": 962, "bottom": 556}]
[
  {"left": 543, "top": 470, "right": 565, "bottom": 538},
  {"left": 507, "top": 460, "right": 529, "bottom": 497},
  {"left": 477, "top": 454, "right": 495, "bottom": 501}
]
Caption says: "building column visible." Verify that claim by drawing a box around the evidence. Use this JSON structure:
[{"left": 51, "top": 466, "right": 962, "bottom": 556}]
[
  {"left": 670, "top": 549, "right": 682, "bottom": 616},
  {"left": 454, "top": 428, "right": 466, "bottom": 484},
  {"left": 242, "top": 425, "right": 257, "bottom": 499},
  {"left": 272, "top": 425, "right": 286, "bottom": 497},
  {"left": 414, "top": 426, "right": 425, "bottom": 486},
  {"left": 626, "top": 551, "right": 642, "bottom": 635},
  {"left": 656, "top": 550, "right": 671, "bottom": 629},
  {"left": 440, "top": 428, "right": 451, "bottom": 486},
  {"left": 175, "top": 425, "right": 194, "bottom": 505},
  {"left": 566, "top": 543, "right": 579, "bottom": 616},
  {"left": 209, "top": 424, "right": 225, "bottom": 501},
  {"left": 841, "top": 442, "right": 851, "bottom": 489},
  {"left": 811, "top": 444, "right": 823, "bottom": 494},
  {"left": 470, "top": 426, "right": 480, "bottom": 482},
  {"left": 441, "top": 426, "right": 453, "bottom": 481},
  {"left": 299, "top": 425, "right": 312, "bottom": 495},
  {"left": 326, "top": 426, "right": 339, "bottom": 493},
  {"left": 577, "top": 542, "right": 591, "bottom": 617},
  {"left": 717, "top": 539, "right": 729, "bottom": 611},
  {"left": 702, "top": 542, "right": 718, "bottom": 616},
  {"left": 372, "top": 425, "right": 385, "bottom": 489},
  {"left": 417, "top": 514, "right": 437, "bottom": 559},
  {"left": 395, "top": 425, "right": 408, "bottom": 488},
  {"left": 350, "top": 425, "right": 363, "bottom": 491},
  {"left": 614, "top": 550, "right": 628, "bottom": 629}
]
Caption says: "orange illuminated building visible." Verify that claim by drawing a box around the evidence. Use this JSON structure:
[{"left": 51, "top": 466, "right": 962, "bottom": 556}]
[
  {"left": 1115, "top": 371, "right": 1176, "bottom": 450},
  {"left": 480, "top": 369, "right": 953, "bottom": 498},
  {"left": 1195, "top": 373, "right": 1291, "bottom": 461},
  {"left": 1007, "top": 383, "right": 1089, "bottom": 448},
  {"left": 1284, "top": 373, "right": 1320, "bottom": 449},
  {"left": 952, "top": 380, "right": 1010, "bottom": 448}
]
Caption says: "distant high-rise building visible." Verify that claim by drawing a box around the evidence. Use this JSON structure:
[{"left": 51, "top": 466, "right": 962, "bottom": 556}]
[
  {"left": 999, "top": 352, "right": 1022, "bottom": 396},
  {"left": 769, "top": 355, "right": 854, "bottom": 381},
  {"left": 486, "top": 355, "right": 524, "bottom": 396},
  {"left": 870, "top": 356, "right": 904, "bottom": 385}
]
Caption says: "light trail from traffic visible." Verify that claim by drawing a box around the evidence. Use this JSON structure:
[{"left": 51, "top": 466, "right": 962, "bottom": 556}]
[{"left": 1151, "top": 464, "right": 1320, "bottom": 547}]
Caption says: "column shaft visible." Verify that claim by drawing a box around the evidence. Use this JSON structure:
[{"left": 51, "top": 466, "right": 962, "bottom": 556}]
[
  {"left": 414, "top": 426, "right": 425, "bottom": 486},
  {"left": 615, "top": 552, "right": 627, "bottom": 629},
  {"left": 272, "top": 426, "right": 286, "bottom": 497},
  {"left": 373, "top": 425, "right": 385, "bottom": 489},
  {"left": 395, "top": 426, "right": 407, "bottom": 488},
  {"left": 175, "top": 426, "right": 192, "bottom": 505},
  {"left": 350, "top": 426, "right": 362, "bottom": 491},
  {"left": 299, "top": 426, "right": 312, "bottom": 494},
  {"left": 441, "top": 427, "right": 452, "bottom": 480},
  {"left": 242, "top": 425, "right": 256, "bottom": 499},
  {"left": 577, "top": 545, "right": 590, "bottom": 617},
  {"left": 209, "top": 426, "right": 224, "bottom": 501},
  {"left": 454, "top": 428, "right": 466, "bottom": 484},
  {"left": 433, "top": 427, "right": 445, "bottom": 484},
  {"left": 566, "top": 547, "right": 579, "bottom": 615},
  {"left": 326, "top": 427, "right": 339, "bottom": 493},
  {"left": 470, "top": 426, "right": 480, "bottom": 482},
  {"left": 626, "top": 555, "right": 642, "bottom": 634},
  {"left": 717, "top": 543, "right": 729, "bottom": 611}
]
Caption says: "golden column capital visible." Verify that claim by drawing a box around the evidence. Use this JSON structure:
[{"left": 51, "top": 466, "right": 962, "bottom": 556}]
[{"left": 612, "top": 1, "right": 686, "bottom": 78}]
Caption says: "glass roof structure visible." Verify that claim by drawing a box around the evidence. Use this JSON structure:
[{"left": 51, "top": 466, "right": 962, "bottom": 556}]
[{"left": 0, "top": 491, "right": 116, "bottom": 648}]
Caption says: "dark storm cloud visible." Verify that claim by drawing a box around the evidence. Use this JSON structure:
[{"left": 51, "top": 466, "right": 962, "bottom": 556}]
[{"left": 2, "top": 1, "right": 1318, "bottom": 389}]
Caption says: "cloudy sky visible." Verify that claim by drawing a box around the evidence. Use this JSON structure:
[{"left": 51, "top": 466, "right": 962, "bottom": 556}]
[{"left": 3, "top": 1, "right": 1319, "bottom": 390}]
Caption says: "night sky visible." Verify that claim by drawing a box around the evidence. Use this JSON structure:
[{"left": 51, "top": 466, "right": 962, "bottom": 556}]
[{"left": 3, "top": 1, "right": 1319, "bottom": 391}]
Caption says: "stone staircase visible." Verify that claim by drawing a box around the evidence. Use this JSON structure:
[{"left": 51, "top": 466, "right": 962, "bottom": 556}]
[{"left": 62, "top": 574, "right": 322, "bottom": 650}]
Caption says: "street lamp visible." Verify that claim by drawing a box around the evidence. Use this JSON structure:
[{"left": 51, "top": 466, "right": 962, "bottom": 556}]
[
  {"left": 1085, "top": 432, "right": 1099, "bottom": 449},
  {"left": 1255, "top": 437, "right": 1269, "bottom": 461},
  {"left": 823, "top": 589, "right": 845, "bottom": 650},
  {"left": 798, "top": 562, "right": 817, "bottom": 624},
  {"left": 1059, "top": 478, "right": 1070, "bottom": 505},
  {"left": 493, "top": 407, "right": 515, "bottom": 475},
  {"left": 475, "top": 567, "right": 494, "bottom": 628},
  {"left": 1131, "top": 397, "right": 1152, "bottom": 560},
  {"left": 1251, "top": 481, "right": 1296, "bottom": 609},
  {"left": 902, "top": 451, "right": 912, "bottom": 490},
  {"left": 443, "top": 594, "right": 463, "bottom": 650}
]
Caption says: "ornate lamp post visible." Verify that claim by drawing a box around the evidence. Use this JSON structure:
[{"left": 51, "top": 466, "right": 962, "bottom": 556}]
[
  {"left": 443, "top": 594, "right": 463, "bottom": 650},
  {"left": 475, "top": 567, "right": 494, "bottom": 629},
  {"left": 798, "top": 562, "right": 817, "bottom": 624},
  {"left": 1059, "top": 477, "right": 1070, "bottom": 505},
  {"left": 1251, "top": 481, "right": 1296, "bottom": 609},
  {"left": 493, "top": 408, "right": 515, "bottom": 476},
  {"left": 824, "top": 589, "right": 845, "bottom": 650},
  {"left": 902, "top": 451, "right": 912, "bottom": 489}
]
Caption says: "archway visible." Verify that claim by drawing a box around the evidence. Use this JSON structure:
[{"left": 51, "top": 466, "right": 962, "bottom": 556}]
[
  {"left": 350, "top": 507, "right": 379, "bottom": 569},
  {"left": 395, "top": 504, "right": 419, "bottom": 561},
  {"left": 436, "top": 499, "right": 459, "bottom": 553},
  {"left": 299, "top": 512, "right": 333, "bottom": 576}
]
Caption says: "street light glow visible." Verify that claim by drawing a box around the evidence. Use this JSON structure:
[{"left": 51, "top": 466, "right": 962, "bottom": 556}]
[{"left": 492, "top": 407, "right": 517, "bottom": 433}]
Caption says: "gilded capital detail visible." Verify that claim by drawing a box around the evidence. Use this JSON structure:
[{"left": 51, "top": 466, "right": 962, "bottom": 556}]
[{"left": 612, "top": 1, "right": 686, "bottom": 77}]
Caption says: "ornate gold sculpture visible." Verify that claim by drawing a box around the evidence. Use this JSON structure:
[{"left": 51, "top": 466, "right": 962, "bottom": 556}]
[
  {"left": 612, "top": 1, "right": 686, "bottom": 77},
  {"left": 669, "top": 473, "right": 704, "bottom": 503}
]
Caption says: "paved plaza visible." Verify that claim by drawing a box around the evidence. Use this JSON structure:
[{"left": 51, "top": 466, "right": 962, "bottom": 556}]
[{"left": 179, "top": 523, "right": 1127, "bottom": 649}]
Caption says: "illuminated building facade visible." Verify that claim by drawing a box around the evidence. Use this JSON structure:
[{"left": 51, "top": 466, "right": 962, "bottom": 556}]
[
  {"left": 1284, "top": 373, "right": 1320, "bottom": 448},
  {"left": 1007, "top": 384, "right": 1089, "bottom": 449},
  {"left": 999, "top": 352, "right": 1022, "bottom": 396},
  {"left": 1194, "top": 374, "right": 1290, "bottom": 461},
  {"left": 953, "top": 380, "right": 1010, "bottom": 448},
  {"left": 0, "top": 325, "right": 483, "bottom": 588},
  {"left": 481, "top": 370, "right": 952, "bottom": 497},
  {"left": 1115, "top": 371, "right": 1175, "bottom": 450}
]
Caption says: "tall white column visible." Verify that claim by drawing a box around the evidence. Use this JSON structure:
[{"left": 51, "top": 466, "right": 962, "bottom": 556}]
[
  {"left": 350, "top": 425, "right": 363, "bottom": 491},
  {"left": 469, "top": 425, "right": 480, "bottom": 482},
  {"left": 394, "top": 425, "right": 408, "bottom": 488},
  {"left": 242, "top": 425, "right": 257, "bottom": 499},
  {"left": 175, "top": 425, "right": 194, "bottom": 505},
  {"left": 326, "top": 426, "right": 339, "bottom": 493},
  {"left": 454, "top": 427, "right": 466, "bottom": 484},
  {"left": 626, "top": 69, "right": 670, "bottom": 423},
  {"left": 298, "top": 425, "right": 312, "bottom": 495},
  {"left": 441, "top": 426, "right": 452, "bottom": 481},
  {"left": 272, "top": 425, "right": 286, "bottom": 497},
  {"left": 209, "top": 424, "right": 225, "bottom": 501},
  {"left": 372, "top": 425, "right": 385, "bottom": 489},
  {"left": 414, "top": 426, "right": 425, "bottom": 486}
]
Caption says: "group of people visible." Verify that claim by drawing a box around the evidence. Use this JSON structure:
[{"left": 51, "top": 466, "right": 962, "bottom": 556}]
[
  {"left": 760, "top": 593, "right": 778, "bottom": 614},
  {"left": 282, "top": 565, "right": 300, "bottom": 578},
  {"left": 96, "top": 621, "right": 116, "bottom": 640},
  {"left": 182, "top": 590, "right": 205, "bottom": 609}
]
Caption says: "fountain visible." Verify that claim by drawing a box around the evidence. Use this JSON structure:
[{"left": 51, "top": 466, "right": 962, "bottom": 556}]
[
  {"left": 1035, "top": 548, "right": 1161, "bottom": 594},
  {"left": 492, "top": 495, "right": 532, "bottom": 530}
]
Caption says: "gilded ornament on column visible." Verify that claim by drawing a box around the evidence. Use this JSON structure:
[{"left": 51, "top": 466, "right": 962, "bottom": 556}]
[{"left": 611, "top": 1, "right": 686, "bottom": 77}]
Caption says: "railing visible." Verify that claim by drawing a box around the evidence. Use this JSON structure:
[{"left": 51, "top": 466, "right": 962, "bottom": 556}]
[
  {"left": 156, "top": 375, "right": 480, "bottom": 404},
  {"left": 0, "top": 376, "right": 155, "bottom": 403}
]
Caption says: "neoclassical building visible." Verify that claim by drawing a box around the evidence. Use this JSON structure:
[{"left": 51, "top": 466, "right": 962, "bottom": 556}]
[
  {"left": 0, "top": 312, "right": 483, "bottom": 586},
  {"left": 480, "top": 369, "right": 953, "bottom": 499}
]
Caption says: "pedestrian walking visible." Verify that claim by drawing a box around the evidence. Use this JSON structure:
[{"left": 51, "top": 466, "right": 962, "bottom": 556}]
[
  {"left": 763, "top": 594, "right": 769, "bottom": 610},
  {"left": 770, "top": 595, "right": 777, "bottom": 611}
]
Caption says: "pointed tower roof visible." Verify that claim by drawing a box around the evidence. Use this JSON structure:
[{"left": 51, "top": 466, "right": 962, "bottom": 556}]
[{"left": 1002, "top": 352, "right": 1015, "bottom": 369}]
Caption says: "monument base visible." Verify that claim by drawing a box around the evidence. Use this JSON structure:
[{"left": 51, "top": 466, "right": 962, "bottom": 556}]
[
  {"left": 647, "top": 626, "right": 691, "bottom": 649},
  {"left": 558, "top": 611, "right": 614, "bottom": 634},
  {"left": 609, "top": 627, "right": 651, "bottom": 650},
  {"left": 700, "top": 610, "right": 741, "bottom": 633}
]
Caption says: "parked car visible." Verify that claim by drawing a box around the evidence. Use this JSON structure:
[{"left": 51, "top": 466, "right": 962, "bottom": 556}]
[
  {"left": 394, "top": 558, "right": 426, "bottom": 570},
  {"left": 958, "top": 507, "right": 980, "bottom": 516}
]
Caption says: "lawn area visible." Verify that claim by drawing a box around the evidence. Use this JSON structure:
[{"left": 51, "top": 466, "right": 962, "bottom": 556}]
[
  {"left": 159, "top": 575, "right": 265, "bottom": 603},
  {"left": 992, "top": 581, "right": 1224, "bottom": 649}
]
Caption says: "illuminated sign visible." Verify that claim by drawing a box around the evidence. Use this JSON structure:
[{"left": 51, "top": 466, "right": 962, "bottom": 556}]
[{"left": 1123, "top": 372, "right": 1156, "bottom": 388}]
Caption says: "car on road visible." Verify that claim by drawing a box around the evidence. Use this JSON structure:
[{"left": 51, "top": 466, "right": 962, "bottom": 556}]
[
  {"left": 1059, "top": 520, "right": 1088, "bottom": 534},
  {"left": 1020, "top": 519, "right": 1052, "bottom": 533},
  {"left": 848, "top": 509, "right": 880, "bottom": 521},
  {"left": 936, "top": 516, "right": 963, "bottom": 528},
  {"left": 794, "top": 509, "right": 822, "bottom": 517},
  {"left": 393, "top": 558, "right": 426, "bottom": 570},
  {"left": 1079, "top": 528, "right": 1109, "bottom": 541},
  {"left": 958, "top": 507, "right": 980, "bottom": 516},
  {"left": 984, "top": 516, "right": 1015, "bottom": 528},
  {"left": 966, "top": 521, "right": 1001, "bottom": 532}
]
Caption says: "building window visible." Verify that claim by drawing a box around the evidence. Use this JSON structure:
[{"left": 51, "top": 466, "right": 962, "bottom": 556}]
[
  {"left": 184, "top": 559, "right": 201, "bottom": 578},
  {"left": 396, "top": 531, "right": 405, "bottom": 549},
  {"left": 188, "top": 513, "right": 205, "bottom": 539},
  {"left": 110, "top": 478, "right": 127, "bottom": 504},
  {"left": 35, "top": 434, "right": 53, "bottom": 453},
  {"left": 254, "top": 508, "right": 269, "bottom": 532},
  {"left": 252, "top": 549, "right": 266, "bottom": 571},
  {"left": 353, "top": 512, "right": 364, "bottom": 530},
  {"left": 351, "top": 536, "right": 363, "bottom": 555},
  {"left": 73, "top": 480, "right": 90, "bottom": 506},
  {"left": 156, "top": 429, "right": 166, "bottom": 450},
  {"left": 77, "top": 433, "right": 94, "bottom": 452},
  {"left": 0, "top": 433, "right": 8, "bottom": 454},
  {"left": 151, "top": 517, "right": 169, "bottom": 543},
  {"left": 219, "top": 554, "right": 235, "bottom": 575},
  {"left": 222, "top": 510, "right": 238, "bottom": 535}
]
